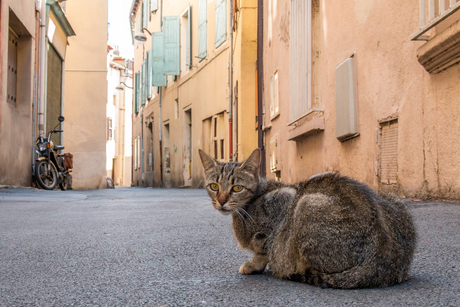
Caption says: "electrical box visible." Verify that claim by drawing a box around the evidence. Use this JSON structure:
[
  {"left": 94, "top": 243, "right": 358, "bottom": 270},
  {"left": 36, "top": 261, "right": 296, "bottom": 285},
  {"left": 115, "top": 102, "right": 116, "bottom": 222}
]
[{"left": 336, "top": 55, "right": 359, "bottom": 141}]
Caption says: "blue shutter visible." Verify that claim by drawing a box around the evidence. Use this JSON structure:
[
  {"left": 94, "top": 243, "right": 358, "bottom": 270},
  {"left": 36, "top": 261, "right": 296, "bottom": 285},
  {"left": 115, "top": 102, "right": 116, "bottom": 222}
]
[
  {"left": 198, "top": 0, "right": 207, "bottom": 61},
  {"left": 163, "top": 16, "right": 180, "bottom": 75},
  {"left": 135, "top": 72, "right": 140, "bottom": 114},
  {"left": 151, "top": 0, "right": 158, "bottom": 12},
  {"left": 152, "top": 32, "right": 167, "bottom": 86},
  {"left": 215, "top": 0, "right": 227, "bottom": 48}
]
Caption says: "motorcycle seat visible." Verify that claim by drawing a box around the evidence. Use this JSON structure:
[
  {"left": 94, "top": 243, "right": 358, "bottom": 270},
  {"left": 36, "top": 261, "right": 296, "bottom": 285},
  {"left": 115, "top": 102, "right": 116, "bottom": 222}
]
[{"left": 54, "top": 145, "right": 65, "bottom": 151}]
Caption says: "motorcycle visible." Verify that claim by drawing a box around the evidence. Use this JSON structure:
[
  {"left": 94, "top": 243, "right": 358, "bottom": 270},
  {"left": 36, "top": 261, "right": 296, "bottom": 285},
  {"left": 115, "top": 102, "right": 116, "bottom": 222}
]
[{"left": 34, "top": 116, "right": 73, "bottom": 190}]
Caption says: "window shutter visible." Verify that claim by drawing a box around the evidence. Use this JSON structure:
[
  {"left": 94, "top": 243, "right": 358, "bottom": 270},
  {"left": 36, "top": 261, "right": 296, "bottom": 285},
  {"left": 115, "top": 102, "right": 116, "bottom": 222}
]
[
  {"left": 215, "top": 0, "right": 227, "bottom": 48},
  {"left": 143, "top": 1, "right": 148, "bottom": 29},
  {"left": 147, "top": 52, "right": 152, "bottom": 99},
  {"left": 152, "top": 32, "right": 167, "bottom": 86},
  {"left": 198, "top": 0, "right": 207, "bottom": 61},
  {"left": 151, "top": 0, "right": 158, "bottom": 12},
  {"left": 141, "top": 62, "right": 145, "bottom": 106},
  {"left": 163, "top": 16, "right": 180, "bottom": 75},
  {"left": 187, "top": 5, "right": 192, "bottom": 67},
  {"left": 135, "top": 72, "right": 140, "bottom": 114}
]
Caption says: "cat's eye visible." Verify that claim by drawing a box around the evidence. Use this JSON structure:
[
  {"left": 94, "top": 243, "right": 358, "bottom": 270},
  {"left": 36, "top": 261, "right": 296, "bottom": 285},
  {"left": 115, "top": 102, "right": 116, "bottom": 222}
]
[
  {"left": 232, "top": 185, "right": 243, "bottom": 192},
  {"left": 209, "top": 183, "right": 219, "bottom": 191}
]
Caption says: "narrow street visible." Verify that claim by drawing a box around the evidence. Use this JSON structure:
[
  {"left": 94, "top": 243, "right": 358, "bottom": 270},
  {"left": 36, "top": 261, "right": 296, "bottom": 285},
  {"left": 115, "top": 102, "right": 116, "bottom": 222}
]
[{"left": 0, "top": 187, "right": 459, "bottom": 306}]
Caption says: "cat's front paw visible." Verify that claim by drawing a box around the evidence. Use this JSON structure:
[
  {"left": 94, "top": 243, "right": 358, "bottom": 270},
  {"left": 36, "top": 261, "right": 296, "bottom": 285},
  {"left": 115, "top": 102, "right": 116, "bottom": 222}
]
[{"left": 239, "top": 261, "right": 265, "bottom": 275}]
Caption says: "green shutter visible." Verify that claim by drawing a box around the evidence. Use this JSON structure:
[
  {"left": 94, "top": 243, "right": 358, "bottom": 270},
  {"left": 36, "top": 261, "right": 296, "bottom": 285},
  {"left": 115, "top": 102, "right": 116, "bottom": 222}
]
[
  {"left": 151, "top": 0, "right": 158, "bottom": 12},
  {"left": 148, "top": 50, "right": 153, "bottom": 98},
  {"left": 143, "top": 1, "right": 148, "bottom": 29},
  {"left": 146, "top": 52, "right": 152, "bottom": 99},
  {"left": 215, "top": 0, "right": 227, "bottom": 48},
  {"left": 187, "top": 6, "right": 192, "bottom": 67},
  {"left": 141, "top": 61, "right": 147, "bottom": 106},
  {"left": 152, "top": 32, "right": 167, "bottom": 86},
  {"left": 135, "top": 72, "right": 140, "bottom": 114},
  {"left": 163, "top": 16, "right": 180, "bottom": 75},
  {"left": 198, "top": 0, "right": 207, "bottom": 61}
]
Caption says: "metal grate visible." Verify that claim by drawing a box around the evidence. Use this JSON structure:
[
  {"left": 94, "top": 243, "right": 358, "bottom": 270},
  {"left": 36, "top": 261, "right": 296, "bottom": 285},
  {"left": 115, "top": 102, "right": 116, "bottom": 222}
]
[
  {"left": 46, "top": 43, "right": 62, "bottom": 145},
  {"left": 379, "top": 120, "right": 398, "bottom": 184}
]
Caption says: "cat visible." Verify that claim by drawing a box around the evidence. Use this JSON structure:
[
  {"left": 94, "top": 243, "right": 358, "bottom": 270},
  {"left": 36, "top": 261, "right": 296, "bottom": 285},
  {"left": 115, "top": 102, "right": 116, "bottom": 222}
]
[{"left": 198, "top": 148, "right": 417, "bottom": 289}]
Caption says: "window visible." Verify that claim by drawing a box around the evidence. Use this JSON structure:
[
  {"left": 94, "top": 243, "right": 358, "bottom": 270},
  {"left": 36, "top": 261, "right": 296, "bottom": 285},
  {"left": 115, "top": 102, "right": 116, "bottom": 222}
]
[
  {"left": 134, "top": 137, "right": 138, "bottom": 169},
  {"left": 134, "top": 72, "right": 140, "bottom": 114},
  {"left": 270, "top": 70, "right": 279, "bottom": 119},
  {"left": 211, "top": 113, "right": 225, "bottom": 161},
  {"left": 151, "top": 0, "right": 158, "bottom": 13},
  {"left": 138, "top": 135, "right": 142, "bottom": 171},
  {"left": 289, "top": 0, "right": 312, "bottom": 123},
  {"left": 198, "top": 0, "right": 207, "bottom": 61},
  {"left": 107, "top": 117, "right": 113, "bottom": 141},
  {"left": 180, "top": 6, "right": 192, "bottom": 77},
  {"left": 215, "top": 0, "right": 227, "bottom": 48}
]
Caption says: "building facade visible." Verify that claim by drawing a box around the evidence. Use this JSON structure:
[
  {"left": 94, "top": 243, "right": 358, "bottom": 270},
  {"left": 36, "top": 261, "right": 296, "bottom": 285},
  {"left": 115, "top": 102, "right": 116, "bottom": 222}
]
[
  {"left": 107, "top": 47, "right": 133, "bottom": 187},
  {"left": 63, "top": 0, "right": 108, "bottom": 189},
  {"left": 263, "top": 0, "right": 460, "bottom": 198},
  {"left": 0, "top": 0, "right": 75, "bottom": 186},
  {"left": 0, "top": 0, "right": 109, "bottom": 189},
  {"left": 130, "top": 0, "right": 258, "bottom": 188}
]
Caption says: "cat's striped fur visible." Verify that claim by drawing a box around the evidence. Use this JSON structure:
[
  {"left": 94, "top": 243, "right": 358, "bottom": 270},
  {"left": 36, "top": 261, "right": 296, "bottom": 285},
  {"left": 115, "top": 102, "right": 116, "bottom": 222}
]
[{"left": 199, "top": 148, "right": 417, "bottom": 289}]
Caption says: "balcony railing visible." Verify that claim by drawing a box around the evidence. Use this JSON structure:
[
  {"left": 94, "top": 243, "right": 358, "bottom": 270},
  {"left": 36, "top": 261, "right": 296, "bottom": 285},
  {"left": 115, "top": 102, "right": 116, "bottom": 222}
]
[{"left": 411, "top": 0, "right": 460, "bottom": 40}]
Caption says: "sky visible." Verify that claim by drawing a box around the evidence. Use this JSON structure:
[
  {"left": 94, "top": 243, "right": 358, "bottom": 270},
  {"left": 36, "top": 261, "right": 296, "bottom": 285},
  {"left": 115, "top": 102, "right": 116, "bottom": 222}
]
[{"left": 108, "top": 0, "right": 135, "bottom": 58}]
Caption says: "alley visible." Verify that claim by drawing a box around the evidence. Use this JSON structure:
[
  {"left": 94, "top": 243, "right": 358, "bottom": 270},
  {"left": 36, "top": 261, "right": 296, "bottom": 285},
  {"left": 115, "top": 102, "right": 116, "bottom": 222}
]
[{"left": 0, "top": 187, "right": 459, "bottom": 306}]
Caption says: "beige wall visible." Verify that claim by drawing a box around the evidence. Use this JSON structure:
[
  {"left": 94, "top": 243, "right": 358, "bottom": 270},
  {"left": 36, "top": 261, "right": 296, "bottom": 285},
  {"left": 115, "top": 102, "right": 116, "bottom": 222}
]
[
  {"left": 264, "top": 0, "right": 460, "bottom": 199},
  {"left": 233, "top": 0, "right": 258, "bottom": 161},
  {"left": 64, "top": 0, "right": 108, "bottom": 189},
  {"left": 0, "top": 0, "right": 36, "bottom": 186},
  {"left": 132, "top": 0, "right": 233, "bottom": 188}
]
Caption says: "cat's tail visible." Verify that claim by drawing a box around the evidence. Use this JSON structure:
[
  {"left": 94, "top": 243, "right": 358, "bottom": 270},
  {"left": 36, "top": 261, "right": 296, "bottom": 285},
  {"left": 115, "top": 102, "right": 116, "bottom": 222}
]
[{"left": 288, "top": 262, "right": 406, "bottom": 289}]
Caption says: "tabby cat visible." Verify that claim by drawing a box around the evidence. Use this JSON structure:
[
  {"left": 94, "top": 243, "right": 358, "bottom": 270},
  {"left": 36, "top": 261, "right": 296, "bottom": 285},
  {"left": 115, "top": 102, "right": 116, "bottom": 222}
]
[{"left": 199, "top": 148, "right": 417, "bottom": 289}]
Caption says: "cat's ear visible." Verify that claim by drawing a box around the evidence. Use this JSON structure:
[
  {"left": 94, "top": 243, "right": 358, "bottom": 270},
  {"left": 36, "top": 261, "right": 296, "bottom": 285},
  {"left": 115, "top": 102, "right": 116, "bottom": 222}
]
[
  {"left": 198, "top": 149, "right": 217, "bottom": 173},
  {"left": 240, "top": 148, "right": 261, "bottom": 174}
]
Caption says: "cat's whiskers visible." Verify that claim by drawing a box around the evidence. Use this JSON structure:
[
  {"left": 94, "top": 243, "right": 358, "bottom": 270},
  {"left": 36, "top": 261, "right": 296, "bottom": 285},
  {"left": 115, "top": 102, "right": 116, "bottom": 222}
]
[{"left": 237, "top": 207, "right": 254, "bottom": 223}]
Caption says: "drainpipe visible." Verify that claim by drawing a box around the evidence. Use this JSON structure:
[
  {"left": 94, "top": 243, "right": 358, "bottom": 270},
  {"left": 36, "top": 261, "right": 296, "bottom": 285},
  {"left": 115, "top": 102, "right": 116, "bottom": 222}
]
[
  {"left": 159, "top": 88, "right": 163, "bottom": 187},
  {"left": 38, "top": 0, "right": 47, "bottom": 137},
  {"left": 229, "top": 0, "right": 234, "bottom": 161},
  {"left": 257, "top": 0, "right": 266, "bottom": 177}
]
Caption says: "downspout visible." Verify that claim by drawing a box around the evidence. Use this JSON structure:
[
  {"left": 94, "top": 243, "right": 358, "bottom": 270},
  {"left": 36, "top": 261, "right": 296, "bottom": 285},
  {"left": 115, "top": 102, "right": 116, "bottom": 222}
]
[
  {"left": 159, "top": 0, "right": 164, "bottom": 187},
  {"left": 32, "top": 4, "right": 40, "bottom": 175},
  {"left": 38, "top": 0, "right": 47, "bottom": 137},
  {"left": 229, "top": 0, "right": 234, "bottom": 161},
  {"left": 257, "top": 0, "right": 266, "bottom": 177}
]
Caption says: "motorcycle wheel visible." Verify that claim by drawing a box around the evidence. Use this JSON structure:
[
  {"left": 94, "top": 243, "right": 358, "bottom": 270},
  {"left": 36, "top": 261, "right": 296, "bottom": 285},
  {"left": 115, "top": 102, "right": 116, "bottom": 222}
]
[
  {"left": 34, "top": 160, "right": 58, "bottom": 190},
  {"left": 59, "top": 173, "right": 72, "bottom": 191}
]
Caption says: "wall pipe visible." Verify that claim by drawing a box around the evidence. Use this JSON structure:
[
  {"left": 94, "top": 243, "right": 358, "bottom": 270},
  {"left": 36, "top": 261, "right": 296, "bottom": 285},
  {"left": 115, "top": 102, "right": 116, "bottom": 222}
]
[
  {"left": 257, "top": 0, "right": 266, "bottom": 177},
  {"left": 38, "top": 0, "right": 47, "bottom": 137},
  {"left": 229, "top": 0, "right": 234, "bottom": 161}
]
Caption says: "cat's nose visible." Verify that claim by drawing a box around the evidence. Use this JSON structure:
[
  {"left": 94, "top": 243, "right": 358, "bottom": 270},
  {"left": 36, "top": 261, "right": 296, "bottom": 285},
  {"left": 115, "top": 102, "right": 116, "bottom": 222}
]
[{"left": 217, "top": 193, "right": 229, "bottom": 205}]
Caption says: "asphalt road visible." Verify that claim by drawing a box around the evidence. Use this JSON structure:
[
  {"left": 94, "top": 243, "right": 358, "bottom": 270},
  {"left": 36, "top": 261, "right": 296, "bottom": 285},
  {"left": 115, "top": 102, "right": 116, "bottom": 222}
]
[{"left": 0, "top": 187, "right": 459, "bottom": 307}]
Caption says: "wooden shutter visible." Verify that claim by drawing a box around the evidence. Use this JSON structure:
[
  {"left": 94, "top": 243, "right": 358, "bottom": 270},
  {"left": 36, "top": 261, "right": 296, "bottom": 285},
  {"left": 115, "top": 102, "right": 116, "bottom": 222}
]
[
  {"left": 380, "top": 120, "right": 398, "bottom": 184},
  {"left": 143, "top": 1, "right": 148, "bottom": 29},
  {"left": 148, "top": 50, "right": 154, "bottom": 96},
  {"left": 187, "top": 5, "right": 192, "bottom": 67},
  {"left": 152, "top": 32, "right": 167, "bottom": 86},
  {"left": 141, "top": 62, "right": 145, "bottom": 106},
  {"left": 151, "top": 0, "right": 158, "bottom": 12},
  {"left": 147, "top": 52, "right": 152, "bottom": 99},
  {"left": 215, "top": 0, "right": 227, "bottom": 48},
  {"left": 135, "top": 72, "right": 140, "bottom": 114},
  {"left": 164, "top": 16, "right": 180, "bottom": 75},
  {"left": 198, "top": 0, "right": 207, "bottom": 61}
]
